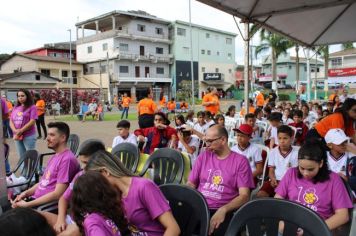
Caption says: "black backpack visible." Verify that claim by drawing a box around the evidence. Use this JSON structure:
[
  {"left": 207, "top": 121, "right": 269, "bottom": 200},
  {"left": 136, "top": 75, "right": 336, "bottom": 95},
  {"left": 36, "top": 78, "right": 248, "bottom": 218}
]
[{"left": 346, "top": 155, "right": 356, "bottom": 192}]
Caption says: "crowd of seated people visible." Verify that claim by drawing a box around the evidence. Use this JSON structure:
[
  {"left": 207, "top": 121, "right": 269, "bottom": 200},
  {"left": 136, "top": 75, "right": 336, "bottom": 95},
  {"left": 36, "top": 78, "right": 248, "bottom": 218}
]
[{"left": 1, "top": 88, "right": 356, "bottom": 236}]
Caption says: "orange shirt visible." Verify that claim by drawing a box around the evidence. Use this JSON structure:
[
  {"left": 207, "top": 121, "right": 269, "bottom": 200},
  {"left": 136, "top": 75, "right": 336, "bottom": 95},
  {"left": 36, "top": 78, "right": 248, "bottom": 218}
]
[
  {"left": 6, "top": 100, "right": 13, "bottom": 115},
  {"left": 160, "top": 96, "right": 166, "bottom": 108},
  {"left": 328, "top": 93, "right": 336, "bottom": 102},
  {"left": 240, "top": 106, "right": 256, "bottom": 117},
  {"left": 202, "top": 93, "right": 219, "bottom": 115},
  {"left": 181, "top": 102, "right": 188, "bottom": 109},
  {"left": 36, "top": 99, "right": 46, "bottom": 116},
  {"left": 315, "top": 113, "right": 355, "bottom": 137},
  {"left": 167, "top": 101, "right": 176, "bottom": 111},
  {"left": 122, "top": 97, "right": 131, "bottom": 108},
  {"left": 256, "top": 93, "right": 265, "bottom": 107},
  {"left": 137, "top": 98, "right": 157, "bottom": 115}
]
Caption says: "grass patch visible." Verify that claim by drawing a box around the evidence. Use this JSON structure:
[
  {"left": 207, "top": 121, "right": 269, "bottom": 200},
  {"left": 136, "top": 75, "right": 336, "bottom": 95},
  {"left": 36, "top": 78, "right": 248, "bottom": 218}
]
[{"left": 56, "top": 113, "right": 138, "bottom": 122}]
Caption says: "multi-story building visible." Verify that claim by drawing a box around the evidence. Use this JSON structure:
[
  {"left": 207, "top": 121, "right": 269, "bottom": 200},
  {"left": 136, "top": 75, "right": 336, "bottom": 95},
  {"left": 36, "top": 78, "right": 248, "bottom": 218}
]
[
  {"left": 328, "top": 48, "right": 356, "bottom": 84},
  {"left": 75, "top": 10, "right": 173, "bottom": 101},
  {"left": 260, "top": 53, "right": 324, "bottom": 86},
  {"left": 170, "top": 20, "right": 236, "bottom": 99}
]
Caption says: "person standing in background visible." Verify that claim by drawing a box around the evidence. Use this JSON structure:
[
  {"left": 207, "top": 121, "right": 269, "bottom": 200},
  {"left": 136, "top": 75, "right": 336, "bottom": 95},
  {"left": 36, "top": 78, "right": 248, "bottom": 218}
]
[
  {"left": 137, "top": 88, "right": 158, "bottom": 128},
  {"left": 34, "top": 93, "right": 47, "bottom": 139},
  {"left": 2, "top": 95, "right": 12, "bottom": 138},
  {"left": 121, "top": 93, "right": 131, "bottom": 120}
]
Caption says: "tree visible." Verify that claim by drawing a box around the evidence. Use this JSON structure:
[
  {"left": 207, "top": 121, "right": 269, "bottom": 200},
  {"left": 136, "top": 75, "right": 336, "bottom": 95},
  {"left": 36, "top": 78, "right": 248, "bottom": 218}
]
[
  {"left": 318, "top": 46, "right": 329, "bottom": 99},
  {"left": 341, "top": 42, "right": 354, "bottom": 50},
  {"left": 253, "top": 27, "right": 292, "bottom": 95},
  {"left": 0, "top": 53, "right": 10, "bottom": 63}
]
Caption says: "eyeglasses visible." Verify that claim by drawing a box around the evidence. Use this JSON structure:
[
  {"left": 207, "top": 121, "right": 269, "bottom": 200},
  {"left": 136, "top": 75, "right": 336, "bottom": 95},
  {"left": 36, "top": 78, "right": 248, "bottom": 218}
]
[{"left": 204, "top": 136, "right": 222, "bottom": 145}]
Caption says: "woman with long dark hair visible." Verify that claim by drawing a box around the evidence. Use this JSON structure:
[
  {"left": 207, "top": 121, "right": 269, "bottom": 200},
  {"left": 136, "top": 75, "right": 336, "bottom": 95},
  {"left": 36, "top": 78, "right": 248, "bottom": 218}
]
[
  {"left": 71, "top": 171, "right": 128, "bottom": 236},
  {"left": 9, "top": 89, "right": 38, "bottom": 162},
  {"left": 86, "top": 150, "right": 180, "bottom": 236},
  {"left": 275, "top": 140, "right": 352, "bottom": 232}
]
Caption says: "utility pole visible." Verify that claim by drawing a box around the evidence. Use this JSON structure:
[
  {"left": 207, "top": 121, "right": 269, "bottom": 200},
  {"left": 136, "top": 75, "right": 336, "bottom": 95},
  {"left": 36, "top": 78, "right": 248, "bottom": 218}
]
[
  {"left": 68, "top": 29, "right": 73, "bottom": 116},
  {"left": 107, "top": 52, "right": 111, "bottom": 104},
  {"left": 243, "top": 22, "right": 250, "bottom": 113},
  {"left": 189, "top": 0, "right": 195, "bottom": 110}
]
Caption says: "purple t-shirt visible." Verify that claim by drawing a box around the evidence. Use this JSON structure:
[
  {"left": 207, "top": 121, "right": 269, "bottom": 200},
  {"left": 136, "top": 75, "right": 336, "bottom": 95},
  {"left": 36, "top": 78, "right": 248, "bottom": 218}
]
[
  {"left": 63, "top": 170, "right": 83, "bottom": 201},
  {"left": 122, "top": 177, "right": 170, "bottom": 236},
  {"left": 10, "top": 105, "right": 38, "bottom": 137},
  {"left": 1, "top": 98, "right": 9, "bottom": 116},
  {"left": 84, "top": 213, "right": 121, "bottom": 236},
  {"left": 276, "top": 168, "right": 353, "bottom": 219},
  {"left": 188, "top": 150, "right": 255, "bottom": 209},
  {"left": 33, "top": 149, "right": 79, "bottom": 199}
]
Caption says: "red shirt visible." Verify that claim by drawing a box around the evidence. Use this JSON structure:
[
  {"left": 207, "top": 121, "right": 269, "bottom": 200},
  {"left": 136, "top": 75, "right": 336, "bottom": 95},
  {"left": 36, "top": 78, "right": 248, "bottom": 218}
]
[{"left": 289, "top": 122, "right": 309, "bottom": 146}]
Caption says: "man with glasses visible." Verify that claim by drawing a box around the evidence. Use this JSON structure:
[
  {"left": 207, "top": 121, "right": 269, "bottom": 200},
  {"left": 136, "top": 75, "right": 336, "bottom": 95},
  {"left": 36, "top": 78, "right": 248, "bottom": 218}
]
[{"left": 188, "top": 125, "right": 254, "bottom": 236}]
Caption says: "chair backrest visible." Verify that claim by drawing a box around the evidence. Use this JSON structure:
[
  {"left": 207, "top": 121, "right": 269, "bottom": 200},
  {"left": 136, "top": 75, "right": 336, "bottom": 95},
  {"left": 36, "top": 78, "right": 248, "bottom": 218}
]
[
  {"left": 159, "top": 184, "right": 209, "bottom": 236},
  {"left": 67, "top": 134, "right": 80, "bottom": 155},
  {"left": 225, "top": 198, "right": 332, "bottom": 236},
  {"left": 11, "top": 150, "right": 40, "bottom": 189},
  {"left": 111, "top": 143, "right": 140, "bottom": 173},
  {"left": 255, "top": 144, "right": 270, "bottom": 190},
  {"left": 288, "top": 126, "right": 298, "bottom": 143},
  {"left": 139, "top": 148, "right": 184, "bottom": 185}
]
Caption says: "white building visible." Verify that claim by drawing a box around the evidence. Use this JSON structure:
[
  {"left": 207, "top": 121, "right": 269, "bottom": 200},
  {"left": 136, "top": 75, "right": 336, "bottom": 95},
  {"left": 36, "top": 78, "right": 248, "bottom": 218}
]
[{"left": 76, "top": 10, "right": 173, "bottom": 101}]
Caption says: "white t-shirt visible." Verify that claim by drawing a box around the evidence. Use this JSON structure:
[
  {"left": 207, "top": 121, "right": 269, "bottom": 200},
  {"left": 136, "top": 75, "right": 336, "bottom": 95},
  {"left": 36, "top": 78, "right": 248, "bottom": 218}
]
[
  {"left": 178, "top": 136, "right": 200, "bottom": 165},
  {"left": 231, "top": 143, "right": 263, "bottom": 172},
  {"left": 270, "top": 126, "right": 279, "bottom": 145},
  {"left": 206, "top": 120, "right": 215, "bottom": 128},
  {"left": 282, "top": 117, "right": 294, "bottom": 125},
  {"left": 327, "top": 152, "right": 351, "bottom": 175},
  {"left": 268, "top": 146, "right": 299, "bottom": 180},
  {"left": 193, "top": 122, "right": 209, "bottom": 135},
  {"left": 112, "top": 133, "right": 137, "bottom": 148}
]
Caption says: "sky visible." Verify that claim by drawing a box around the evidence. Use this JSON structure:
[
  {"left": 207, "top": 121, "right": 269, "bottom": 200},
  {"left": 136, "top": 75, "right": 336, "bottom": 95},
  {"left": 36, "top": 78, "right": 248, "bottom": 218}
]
[{"left": 0, "top": 0, "right": 345, "bottom": 64}]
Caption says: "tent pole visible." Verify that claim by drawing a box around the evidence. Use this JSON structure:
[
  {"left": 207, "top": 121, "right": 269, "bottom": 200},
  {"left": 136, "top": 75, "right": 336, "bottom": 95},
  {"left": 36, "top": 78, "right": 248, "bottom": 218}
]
[
  {"left": 306, "top": 48, "right": 311, "bottom": 102},
  {"left": 243, "top": 22, "right": 250, "bottom": 113}
]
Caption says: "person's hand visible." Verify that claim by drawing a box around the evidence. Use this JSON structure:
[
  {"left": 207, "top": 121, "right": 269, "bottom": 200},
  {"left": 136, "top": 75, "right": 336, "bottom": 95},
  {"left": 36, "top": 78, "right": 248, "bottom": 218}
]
[
  {"left": 11, "top": 200, "right": 29, "bottom": 208},
  {"left": 181, "top": 124, "right": 192, "bottom": 131},
  {"left": 209, "top": 207, "right": 227, "bottom": 235},
  {"left": 156, "top": 123, "right": 167, "bottom": 129},
  {"left": 54, "top": 218, "right": 67, "bottom": 233},
  {"left": 270, "top": 178, "right": 278, "bottom": 188},
  {"left": 137, "top": 135, "right": 146, "bottom": 143},
  {"left": 12, "top": 191, "right": 27, "bottom": 203}
]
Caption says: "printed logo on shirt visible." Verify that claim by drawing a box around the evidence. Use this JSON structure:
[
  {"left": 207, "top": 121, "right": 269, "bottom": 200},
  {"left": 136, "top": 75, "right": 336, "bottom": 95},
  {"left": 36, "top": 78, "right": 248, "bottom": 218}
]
[
  {"left": 297, "top": 187, "right": 319, "bottom": 212},
  {"left": 105, "top": 219, "right": 119, "bottom": 235},
  {"left": 128, "top": 224, "right": 148, "bottom": 236},
  {"left": 201, "top": 169, "right": 225, "bottom": 199},
  {"left": 40, "top": 170, "right": 51, "bottom": 188}
]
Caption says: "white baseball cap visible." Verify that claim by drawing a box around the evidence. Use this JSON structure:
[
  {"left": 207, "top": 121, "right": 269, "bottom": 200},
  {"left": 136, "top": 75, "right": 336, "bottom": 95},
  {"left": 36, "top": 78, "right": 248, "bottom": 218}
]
[{"left": 325, "top": 128, "right": 349, "bottom": 145}]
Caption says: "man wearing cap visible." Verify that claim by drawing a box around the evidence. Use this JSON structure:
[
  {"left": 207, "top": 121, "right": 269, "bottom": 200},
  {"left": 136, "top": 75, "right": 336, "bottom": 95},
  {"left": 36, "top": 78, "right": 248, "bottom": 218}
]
[
  {"left": 325, "top": 128, "right": 352, "bottom": 179},
  {"left": 82, "top": 99, "right": 97, "bottom": 122},
  {"left": 231, "top": 124, "right": 263, "bottom": 185},
  {"left": 188, "top": 125, "right": 254, "bottom": 236}
]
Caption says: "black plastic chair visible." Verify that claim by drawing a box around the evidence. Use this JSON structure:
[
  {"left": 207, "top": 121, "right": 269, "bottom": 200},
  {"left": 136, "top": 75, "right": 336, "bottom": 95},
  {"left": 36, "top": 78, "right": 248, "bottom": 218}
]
[
  {"left": 139, "top": 148, "right": 184, "bottom": 185},
  {"left": 159, "top": 184, "right": 210, "bottom": 236},
  {"left": 225, "top": 198, "right": 332, "bottom": 236},
  {"left": 7, "top": 150, "right": 40, "bottom": 191},
  {"left": 67, "top": 134, "right": 80, "bottom": 155},
  {"left": 336, "top": 178, "right": 354, "bottom": 236},
  {"left": 111, "top": 143, "right": 139, "bottom": 173}
]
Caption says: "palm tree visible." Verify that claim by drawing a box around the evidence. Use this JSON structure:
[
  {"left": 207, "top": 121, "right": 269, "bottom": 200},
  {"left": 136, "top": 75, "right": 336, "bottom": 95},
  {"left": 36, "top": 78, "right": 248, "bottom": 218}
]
[
  {"left": 341, "top": 42, "right": 354, "bottom": 50},
  {"left": 254, "top": 28, "right": 292, "bottom": 95},
  {"left": 318, "top": 46, "right": 329, "bottom": 99}
]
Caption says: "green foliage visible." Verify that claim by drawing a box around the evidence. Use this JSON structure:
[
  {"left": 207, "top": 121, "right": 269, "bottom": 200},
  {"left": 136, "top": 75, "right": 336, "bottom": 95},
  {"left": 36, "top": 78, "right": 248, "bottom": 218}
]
[{"left": 278, "top": 94, "right": 290, "bottom": 101}]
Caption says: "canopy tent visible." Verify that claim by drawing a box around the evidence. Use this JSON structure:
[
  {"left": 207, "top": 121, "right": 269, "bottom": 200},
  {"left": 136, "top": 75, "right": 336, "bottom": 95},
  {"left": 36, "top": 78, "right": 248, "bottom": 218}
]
[{"left": 197, "top": 0, "right": 356, "bottom": 46}]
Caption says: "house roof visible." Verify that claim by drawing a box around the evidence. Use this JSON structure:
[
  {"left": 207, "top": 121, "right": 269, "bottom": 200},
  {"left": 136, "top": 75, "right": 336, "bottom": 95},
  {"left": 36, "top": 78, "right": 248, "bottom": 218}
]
[
  {"left": 0, "top": 71, "right": 61, "bottom": 82},
  {"left": 329, "top": 48, "right": 356, "bottom": 57},
  {"left": 20, "top": 42, "right": 77, "bottom": 54},
  {"left": 8, "top": 53, "right": 82, "bottom": 64}
]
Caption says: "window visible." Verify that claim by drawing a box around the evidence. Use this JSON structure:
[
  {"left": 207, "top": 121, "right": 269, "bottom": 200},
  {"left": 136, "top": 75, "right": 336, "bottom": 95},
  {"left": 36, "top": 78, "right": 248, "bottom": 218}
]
[
  {"left": 217, "top": 51, "right": 220, "bottom": 56},
  {"left": 41, "top": 69, "right": 50, "bottom": 76},
  {"left": 35, "top": 75, "right": 40, "bottom": 81},
  {"left": 72, "top": 71, "right": 78, "bottom": 85},
  {"left": 228, "top": 53, "right": 232, "bottom": 60},
  {"left": 156, "top": 47, "right": 163, "bottom": 54},
  {"left": 87, "top": 46, "right": 92, "bottom": 54},
  {"left": 62, "top": 70, "right": 68, "bottom": 77},
  {"left": 202, "top": 67, "right": 205, "bottom": 72},
  {"left": 155, "top": 27, "right": 163, "bottom": 35},
  {"left": 137, "top": 24, "right": 146, "bottom": 32},
  {"left": 177, "top": 28, "right": 186, "bottom": 36},
  {"left": 100, "top": 65, "right": 107, "bottom": 73},
  {"left": 102, "top": 43, "right": 108, "bottom": 51},
  {"left": 156, "top": 67, "right": 164, "bottom": 74},
  {"left": 119, "top": 43, "right": 129, "bottom": 52},
  {"left": 89, "top": 67, "right": 94, "bottom": 74},
  {"left": 226, "top": 38, "right": 232, "bottom": 44},
  {"left": 201, "top": 49, "right": 205, "bottom": 55},
  {"left": 119, "top": 66, "right": 129, "bottom": 73},
  {"left": 215, "top": 68, "right": 219, "bottom": 73},
  {"left": 331, "top": 57, "right": 342, "bottom": 67},
  {"left": 289, "top": 65, "right": 292, "bottom": 70},
  {"left": 207, "top": 50, "right": 211, "bottom": 55},
  {"left": 206, "top": 33, "right": 210, "bottom": 38}
]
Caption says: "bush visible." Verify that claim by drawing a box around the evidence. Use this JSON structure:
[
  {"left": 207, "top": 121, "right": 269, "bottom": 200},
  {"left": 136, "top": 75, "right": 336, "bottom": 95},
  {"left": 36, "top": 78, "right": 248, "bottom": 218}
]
[{"left": 278, "top": 94, "right": 290, "bottom": 101}]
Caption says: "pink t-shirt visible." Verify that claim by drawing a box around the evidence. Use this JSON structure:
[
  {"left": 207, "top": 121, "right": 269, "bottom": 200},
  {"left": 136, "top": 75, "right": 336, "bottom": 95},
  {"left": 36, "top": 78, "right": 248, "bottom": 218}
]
[
  {"left": 188, "top": 150, "right": 255, "bottom": 209},
  {"left": 10, "top": 105, "right": 38, "bottom": 137},
  {"left": 63, "top": 170, "right": 83, "bottom": 201},
  {"left": 84, "top": 213, "right": 121, "bottom": 236},
  {"left": 33, "top": 149, "right": 79, "bottom": 199},
  {"left": 122, "top": 177, "right": 170, "bottom": 236},
  {"left": 276, "top": 168, "right": 353, "bottom": 219},
  {"left": 1, "top": 98, "right": 9, "bottom": 116}
]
